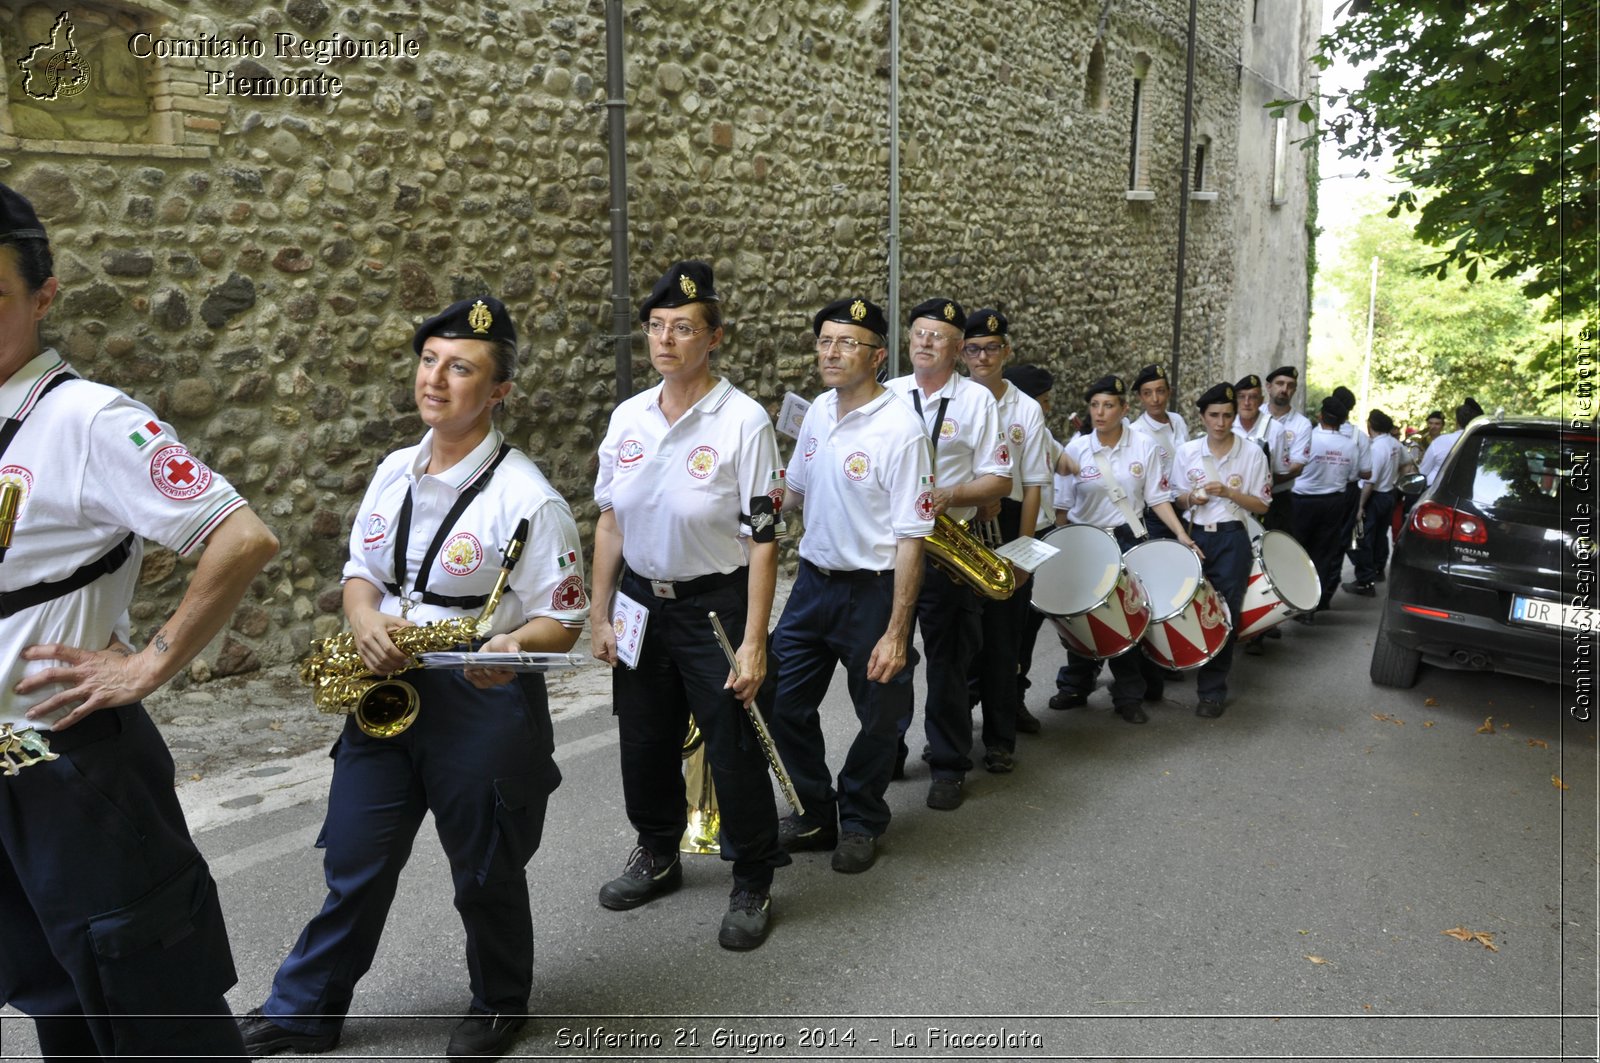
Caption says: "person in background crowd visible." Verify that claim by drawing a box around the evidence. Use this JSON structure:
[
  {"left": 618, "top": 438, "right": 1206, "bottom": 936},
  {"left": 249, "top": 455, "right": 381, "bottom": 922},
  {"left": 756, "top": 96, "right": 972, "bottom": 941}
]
[
  {"left": 1002, "top": 363, "right": 1057, "bottom": 732},
  {"left": 1263, "top": 365, "right": 1312, "bottom": 532},
  {"left": 1129, "top": 363, "right": 1188, "bottom": 541},
  {"left": 1329, "top": 386, "right": 1374, "bottom": 555},
  {"left": 1290, "top": 396, "right": 1361, "bottom": 620},
  {"left": 1343, "top": 408, "right": 1402, "bottom": 596},
  {"left": 1421, "top": 410, "right": 1445, "bottom": 450},
  {"left": 0, "top": 180, "right": 278, "bottom": 1063},
  {"left": 1417, "top": 399, "right": 1482, "bottom": 488}
]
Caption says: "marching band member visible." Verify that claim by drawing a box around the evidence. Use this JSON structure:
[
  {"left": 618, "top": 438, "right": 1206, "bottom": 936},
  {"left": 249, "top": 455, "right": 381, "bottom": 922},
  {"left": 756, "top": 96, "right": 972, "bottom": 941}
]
[
  {"left": 588, "top": 261, "right": 789, "bottom": 951},
  {"left": 885, "top": 298, "right": 1010, "bottom": 811},
  {"left": 1289, "top": 396, "right": 1361, "bottom": 621},
  {"left": 1129, "top": 363, "right": 1188, "bottom": 541},
  {"left": 769, "top": 297, "right": 933, "bottom": 874},
  {"left": 1233, "top": 373, "right": 1290, "bottom": 477},
  {"left": 0, "top": 182, "right": 277, "bottom": 1062},
  {"left": 1330, "top": 385, "right": 1374, "bottom": 555},
  {"left": 243, "top": 296, "right": 585, "bottom": 1061},
  {"left": 1050, "top": 375, "right": 1196, "bottom": 723},
  {"left": 1417, "top": 400, "right": 1480, "bottom": 488},
  {"left": 1343, "top": 408, "right": 1402, "bottom": 596},
  {"left": 1000, "top": 363, "right": 1058, "bottom": 733},
  {"left": 1172, "top": 383, "right": 1272, "bottom": 717},
  {"left": 1263, "top": 366, "right": 1312, "bottom": 532},
  {"left": 960, "top": 311, "right": 1051, "bottom": 771}
]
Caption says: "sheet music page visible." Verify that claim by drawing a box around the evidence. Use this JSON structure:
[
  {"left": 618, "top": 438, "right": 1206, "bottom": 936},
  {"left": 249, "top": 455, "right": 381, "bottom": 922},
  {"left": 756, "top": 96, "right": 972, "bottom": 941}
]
[
  {"left": 776, "top": 391, "right": 811, "bottom": 440},
  {"left": 993, "top": 536, "right": 1061, "bottom": 574}
]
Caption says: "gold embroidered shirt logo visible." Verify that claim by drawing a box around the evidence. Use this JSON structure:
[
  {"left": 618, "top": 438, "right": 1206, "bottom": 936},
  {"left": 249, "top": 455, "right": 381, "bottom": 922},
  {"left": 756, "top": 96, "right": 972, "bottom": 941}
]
[
  {"left": 19, "top": 12, "right": 92, "bottom": 102},
  {"left": 467, "top": 300, "right": 494, "bottom": 334},
  {"left": 849, "top": 299, "right": 867, "bottom": 322},
  {"left": 679, "top": 274, "right": 697, "bottom": 299}
]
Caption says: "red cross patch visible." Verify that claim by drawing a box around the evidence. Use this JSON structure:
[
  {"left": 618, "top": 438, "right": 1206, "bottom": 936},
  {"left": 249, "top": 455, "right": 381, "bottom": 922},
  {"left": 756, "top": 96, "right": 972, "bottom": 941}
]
[
  {"left": 149, "top": 444, "right": 213, "bottom": 501},
  {"left": 552, "top": 573, "right": 587, "bottom": 611}
]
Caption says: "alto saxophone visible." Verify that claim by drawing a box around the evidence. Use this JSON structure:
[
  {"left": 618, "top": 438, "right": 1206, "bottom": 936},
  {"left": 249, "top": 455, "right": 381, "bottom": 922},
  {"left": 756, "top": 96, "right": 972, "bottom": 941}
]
[
  {"left": 301, "top": 518, "right": 531, "bottom": 738},
  {"left": 925, "top": 513, "right": 1017, "bottom": 600}
]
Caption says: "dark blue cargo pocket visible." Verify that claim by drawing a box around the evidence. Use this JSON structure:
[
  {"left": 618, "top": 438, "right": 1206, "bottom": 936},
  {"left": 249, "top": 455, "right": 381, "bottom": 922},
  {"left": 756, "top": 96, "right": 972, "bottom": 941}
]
[
  {"left": 476, "top": 766, "right": 560, "bottom": 883},
  {"left": 86, "top": 858, "right": 237, "bottom": 1012}
]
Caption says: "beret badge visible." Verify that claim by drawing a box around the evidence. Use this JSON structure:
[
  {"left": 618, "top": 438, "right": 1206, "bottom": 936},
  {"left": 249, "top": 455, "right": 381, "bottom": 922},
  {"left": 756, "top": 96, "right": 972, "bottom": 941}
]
[
  {"left": 987, "top": 314, "right": 999, "bottom": 333},
  {"left": 467, "top": 299, "right": 494, "bottom": 335},
  {"left": 850, "top": 299, "right": 867, "bottom": 322},
  {"left": 679, "top": 274, "right": 698, "bottom": 299},
  {"left": 943, "top": 302, "right": 957, "bottom": 322}
]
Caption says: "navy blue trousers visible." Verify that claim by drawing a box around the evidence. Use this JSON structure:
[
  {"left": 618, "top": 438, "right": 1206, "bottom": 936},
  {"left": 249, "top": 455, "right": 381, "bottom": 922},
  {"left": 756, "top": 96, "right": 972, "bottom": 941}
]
[
  {"left": 1347, "top": 490, "right": 1396, "bottom": 584},
  {"left": 265, "top": 670, "right": 559, "bottom": 1034},
  {"left": 901, "top": 560, "right": 983, "bottom": 780},
  {"left": 1054, "top": 523, "right": 1164, "bottom": 709},
  {"left": 0, "top": 704, "right": 245, "bottom": 1061},
  {"left": 1291, "top": 491, "right": 1350, "bottom": 609},
  {"left": 612, "top": 572, "right": 787, "bottom": 889},
  {"left": 769, "top": 562, "right": 915, "bottom": 837},
  {"left": 1190, "top": 523, "right": 1252, "bottom": 703}
]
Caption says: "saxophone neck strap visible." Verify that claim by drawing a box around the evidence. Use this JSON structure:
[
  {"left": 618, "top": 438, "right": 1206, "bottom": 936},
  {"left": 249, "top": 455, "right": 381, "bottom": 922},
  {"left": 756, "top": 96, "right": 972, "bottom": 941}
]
[
  {"left": 910, "top": 389, "right": 950, "bottom": 455},
  {"left": 387, "top": 442, "right": 512, "bottom": 608}
]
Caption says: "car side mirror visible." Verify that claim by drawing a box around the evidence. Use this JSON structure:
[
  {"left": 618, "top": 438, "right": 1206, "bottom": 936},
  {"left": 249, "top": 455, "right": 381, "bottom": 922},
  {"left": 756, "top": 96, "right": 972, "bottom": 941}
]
[{"left": 1398, "top": 472, "right": 1426, "bottom": 497}]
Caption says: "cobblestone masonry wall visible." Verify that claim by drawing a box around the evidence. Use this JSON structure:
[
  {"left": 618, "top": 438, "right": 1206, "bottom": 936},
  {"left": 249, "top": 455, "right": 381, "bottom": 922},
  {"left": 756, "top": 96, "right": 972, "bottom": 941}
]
[{"left": 0, "top": 0, "right": 1313, "bottom": 680}]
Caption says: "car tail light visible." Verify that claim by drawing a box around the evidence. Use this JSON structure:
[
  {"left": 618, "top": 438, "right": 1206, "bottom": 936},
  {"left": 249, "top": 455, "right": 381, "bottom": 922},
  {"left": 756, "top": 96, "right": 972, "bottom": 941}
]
[{"left": 1409, "top": 500, "right": 1489, "bottom": 544}]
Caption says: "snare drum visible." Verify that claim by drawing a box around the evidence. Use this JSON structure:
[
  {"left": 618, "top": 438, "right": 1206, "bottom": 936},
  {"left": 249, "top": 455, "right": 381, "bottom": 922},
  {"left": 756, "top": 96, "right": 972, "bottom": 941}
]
[
  {"left": 1122, "top": 540, "right": 1232, "bottom": 670},
  {"left": 1030, "top": 524, "right": 1151, "bottom": 659},
  {"left": 1236, "top": 530, "right": 1320, "bottom": 640}
]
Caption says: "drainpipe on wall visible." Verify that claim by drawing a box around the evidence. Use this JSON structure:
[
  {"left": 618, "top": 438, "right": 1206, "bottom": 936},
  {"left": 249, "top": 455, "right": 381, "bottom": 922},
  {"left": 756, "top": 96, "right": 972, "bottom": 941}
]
[
  {"left": 1169, "top": 0, "right": 1200, "bottom": 393},
  {"left": 886, "top": 0, "right": 902, "bottom": 377},
  {"left": 604, "top": 0, "right": 633, "bottom": 402}
]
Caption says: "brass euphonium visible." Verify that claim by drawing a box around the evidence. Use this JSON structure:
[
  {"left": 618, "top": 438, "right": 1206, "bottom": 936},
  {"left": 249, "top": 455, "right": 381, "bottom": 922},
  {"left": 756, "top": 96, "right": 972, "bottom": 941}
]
[
  {"left": 925, "top": 513, "right": 1016, "bottom": 600},
  {"left": 301, "top": 519, "right": 531, "bottom": 738},
  {"left": 680, "top": 720, "right": 721, "bottom": 854}
]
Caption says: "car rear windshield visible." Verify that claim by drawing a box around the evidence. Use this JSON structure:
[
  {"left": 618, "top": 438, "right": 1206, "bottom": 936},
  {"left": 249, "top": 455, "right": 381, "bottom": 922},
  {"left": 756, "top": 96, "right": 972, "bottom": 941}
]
[{"left": 1458, "top": 431, "right": 1584, "bottom": 524}]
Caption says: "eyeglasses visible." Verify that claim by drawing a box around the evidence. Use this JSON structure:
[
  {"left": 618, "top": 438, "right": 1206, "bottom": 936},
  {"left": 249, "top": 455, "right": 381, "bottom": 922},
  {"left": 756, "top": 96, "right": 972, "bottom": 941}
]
[
  {"left": 962, "top": 343, "right": 1005, "bottom": 357},
  {"left": 911, "top": 328, "right": 956, "bottom": 344},
  {"left": 644, "top": 320, "right": 711, "bottom": 340},
  {"left": 815, "top": 336, "right": 882, "bottom": 355}
]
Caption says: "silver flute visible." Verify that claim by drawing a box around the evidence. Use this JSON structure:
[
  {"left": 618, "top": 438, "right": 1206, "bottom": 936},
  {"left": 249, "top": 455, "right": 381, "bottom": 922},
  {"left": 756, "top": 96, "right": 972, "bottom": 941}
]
[{"left": 708, "top": 611, "right": 805, "bottom": 817}]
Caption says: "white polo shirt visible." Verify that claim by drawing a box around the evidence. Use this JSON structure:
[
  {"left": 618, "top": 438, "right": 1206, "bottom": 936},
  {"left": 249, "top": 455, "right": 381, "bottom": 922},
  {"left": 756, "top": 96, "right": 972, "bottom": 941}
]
[
  {"left": 1272, "top": 408, "right": 1315, "bottom": 470},
  {"left": 993, "top": 382, "right": 1053, "bottom": 519},
  {"left": 595, "top": 378, "right": 783, "bottom": 582},
  {"left": 1419, "top": 429, "right": 1463, "bottom": 487},
  {"left": 788, "top": 388, "right": 934, "bottom": 571},
  {"left": 1292, "top": 425, "right": 1361, "bottom": 496},
  {"left": 1338, "top": 421, "right": 1374, "bottom": 481},
  {"left": 1173, "top": 435, "right": 1271, "bottom": 526},
  {"left": 1363, "top": 433, "right": 1403, "bottom": 493},
  {"left": 1234, "top": 412, "right": 1292, "bottom": 476},
  {"left": 0, "top": 351, "right": 248, "bottom": 727},
  {"left": 1063, "top": 426, "right": 1169, "bottom": 530},
  {"left": 1130, "top": 409, "right": 1189, "bottom": 497},
  {"left": 345, "top": 427, "right": 587, "bottom": 632},
  {"left": 1041, "top": 433, "right": 1065, "bottom": 530},
  {"left": 885, "top": 372, "right": 1010, "bottom": 522}
]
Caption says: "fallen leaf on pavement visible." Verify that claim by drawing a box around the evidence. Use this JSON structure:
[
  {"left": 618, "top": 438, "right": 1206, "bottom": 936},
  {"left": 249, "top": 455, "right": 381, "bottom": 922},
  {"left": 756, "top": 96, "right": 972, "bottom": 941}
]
[
  {"left": 1477, "top": 717, "right": 1495, "bottom": 734},
  {"left": 268, "top": 720, "right": 283, "bottom": 732},
  {"left": 1305, "top": 955, "right": 1328, "bottom": 965},
  {"left": 189, "top": 773, "right": 203, "bottom": 782},
  {"left": 1424, "top": 696, "right": 1439, "bottom": 706},
  {"left": 1371, "top": 713, "right": 1403, "bottom": 726},
  {"left": 1423, "top": 721, "right": 1436, "bottom": 727},
  {"left": 1553, "top": 775, "right": 1569, "bottom": 791},
  {"left": 1528, "top": 739, "right": 1548, "bottom": 749}
]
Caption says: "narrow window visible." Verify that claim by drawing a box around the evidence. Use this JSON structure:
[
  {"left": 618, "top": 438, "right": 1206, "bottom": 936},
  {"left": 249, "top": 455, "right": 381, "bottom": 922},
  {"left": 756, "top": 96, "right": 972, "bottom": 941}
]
[
  {"left": 1270, "top": 116, "right": 1289, "bottom": 204},
  {"left": 1126, "top": 55, "right": 1152, "bottom": 195},
  {"left": 1127, "top": 77, "right": 1143, "bottom": 189},
  {"left": 1085, "top": 41, "right": 1106, "bottom": 112}
]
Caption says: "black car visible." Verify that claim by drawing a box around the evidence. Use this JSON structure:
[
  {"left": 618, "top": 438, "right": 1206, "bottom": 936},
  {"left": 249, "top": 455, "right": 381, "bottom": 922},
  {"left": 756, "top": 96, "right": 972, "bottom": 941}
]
[{"left": 1370, "top": 416, "right": 1595, "bottom": 689}]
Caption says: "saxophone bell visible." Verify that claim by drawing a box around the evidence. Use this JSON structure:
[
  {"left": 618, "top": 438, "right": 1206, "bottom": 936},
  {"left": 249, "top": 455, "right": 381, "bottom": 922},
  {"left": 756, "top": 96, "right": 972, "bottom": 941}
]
[
  {"left": 925, "top": 513, "right": 1016, "bottom": 600},
  {"left": 353, "top": 679, "right": 420, "bottom": 738}
]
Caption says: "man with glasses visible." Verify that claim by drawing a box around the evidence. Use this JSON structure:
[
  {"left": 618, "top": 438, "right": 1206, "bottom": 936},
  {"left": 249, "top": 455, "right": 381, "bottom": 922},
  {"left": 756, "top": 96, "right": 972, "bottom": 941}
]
[
  {"left": 769, "top": 297, "right": 933, "bottom": 874},
  {"left": 959, "top": 310, "right": 1051, "bottom": 771},
  {"left": 885, "top": 298, "right": 1011, "bottom": 812}
]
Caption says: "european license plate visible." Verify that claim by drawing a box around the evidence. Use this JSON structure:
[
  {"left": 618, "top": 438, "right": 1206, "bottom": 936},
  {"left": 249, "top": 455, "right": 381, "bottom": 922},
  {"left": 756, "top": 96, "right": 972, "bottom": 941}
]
[{"left": 1509, "top": 595, "right": 1598, "bottom": 632}]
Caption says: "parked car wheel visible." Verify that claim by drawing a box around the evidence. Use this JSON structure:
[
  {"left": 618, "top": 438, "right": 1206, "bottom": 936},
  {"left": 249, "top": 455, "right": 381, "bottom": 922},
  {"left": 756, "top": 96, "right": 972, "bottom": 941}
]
[{"left": 1370, "top": 614, "right": 1421, "bottom": 688}]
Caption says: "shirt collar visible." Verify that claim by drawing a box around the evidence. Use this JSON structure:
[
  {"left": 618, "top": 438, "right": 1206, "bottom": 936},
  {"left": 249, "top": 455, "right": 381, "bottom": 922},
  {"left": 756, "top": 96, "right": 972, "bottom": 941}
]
[
  {"left": 644, "top": 377, "right": 735, "bottom": 420},
  {"left": 833, "top": 387, "right": 897, "bottom": 423},
  {"left": 908, "top": 372, "right": 959, "bottom": 402},
  {"left": 410, "top": 427, "right": 504, "bottom": 490},
  {"left": 0, "top": 349, "right": 73, "bottom": 420}
]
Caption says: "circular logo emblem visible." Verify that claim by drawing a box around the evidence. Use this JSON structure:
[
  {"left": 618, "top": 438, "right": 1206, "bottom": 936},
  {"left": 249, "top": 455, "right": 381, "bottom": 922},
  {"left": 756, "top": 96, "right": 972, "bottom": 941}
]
[
  {"left": 844, "top": 451, "right": 871, "bottom": 481},
  {"left": 767, "top": 487, "right": 785, "bottom": 514},
  {"left": 939, "top": 418, "right": 958, "bottom": 441},
  {"left": 1227, "top": 474, "right": 1243, "bottom": 489},
  {"left": 612, "top": 612, "right": 627, "bottom": 640},
  {"left": 440, "top": 532, "right": 483, "bottom": 576},
  {"left": 619, "top": 439, "right": 645, "bottom": 465},
  {"left": 553, "top": 573, "right": 587, "bottom": 610},
  {"left": 803, "top": 436, "right": 819, "bottom": 460},
  {"left": 363, "top": 513, "right": 388, "bottom": 549},
  {"left": 1129, "top": 461, "right": 1144, "bottom": 478},
  {"left": 1080, "top": 464, "right": 1102, "bottom": 481},
  {"left": 996, "top": 444, "right": 1011, "bottom": 465},
  {"left": 1186, "top": 468, "right": 1206, "bottom": 484},
  {"left": 1009, "top": 423, "right": 1025, "bottom": 445},
  {"left": 686, "top": 445, "right": 719, "bottom": 480},
  {"left": 915, "top": 490, "right": 936, "bottom": 520},
  {"left": 0, "top": 464, "right": 34, "bottom": 504},
  {"left": 149, "top": 445, "right": 213, "bottom": 501}
]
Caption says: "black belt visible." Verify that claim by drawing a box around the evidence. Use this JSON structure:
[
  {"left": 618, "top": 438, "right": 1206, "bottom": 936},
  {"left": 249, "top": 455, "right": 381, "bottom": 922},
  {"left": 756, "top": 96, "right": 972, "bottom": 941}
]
[
  {"left": 1191, "top": 520, "right": 1245, "bottom": 533},
  {"left": 31, "top": 703, "right": 134, "bottom": 756},
  {"left": 802, "top": 558, "right": 892, "bottom": 582},
  {"left": 0, "top": 531, "right": 137, "bottom": 619},
  {"left": 623, "top": 566, "right": 745, "bottom": 601}
]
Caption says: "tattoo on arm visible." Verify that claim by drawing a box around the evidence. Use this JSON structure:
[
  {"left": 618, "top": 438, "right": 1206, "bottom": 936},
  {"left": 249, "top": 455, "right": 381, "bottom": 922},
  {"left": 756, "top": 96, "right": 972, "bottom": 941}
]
[{"left": 153, "top": 632, "right": 171, "bottom": 654}]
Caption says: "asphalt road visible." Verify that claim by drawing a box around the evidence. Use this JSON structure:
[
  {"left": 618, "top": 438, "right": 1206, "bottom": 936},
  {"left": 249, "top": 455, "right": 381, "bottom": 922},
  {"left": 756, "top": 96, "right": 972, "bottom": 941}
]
[{"left": 3, "top": 573, "right": 1596, "bottom": 1062}]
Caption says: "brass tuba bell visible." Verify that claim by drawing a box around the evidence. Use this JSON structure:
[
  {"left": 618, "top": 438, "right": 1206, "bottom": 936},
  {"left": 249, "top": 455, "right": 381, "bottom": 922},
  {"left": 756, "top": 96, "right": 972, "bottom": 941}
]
[
  {"left": 680, "top": 720, "right": 720, "bottom": 854},
  {"left": 924, "top": 513, "right": 1017, "bottom": 600}
]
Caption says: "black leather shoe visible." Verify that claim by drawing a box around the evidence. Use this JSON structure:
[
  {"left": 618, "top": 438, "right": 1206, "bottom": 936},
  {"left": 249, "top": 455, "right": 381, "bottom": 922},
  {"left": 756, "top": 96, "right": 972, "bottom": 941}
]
[
  {"left": 446, "top": 1012, "right": 527, "bottom": 1059},
  {"left": 983, "top": 746, "right": 1014, "bottom": 774},
  {"left": 1143, "top": 685, "right": 1165, "bottom": 703},
  {"left": 1116, "top": 703, "right": 1149, "bottom": 724},
  {"left": 778, "top": 814, "right": 837, "bottom": 852},
  {"left": 927, "top": 777, "right": 964, "bottom": 810},
  {"left": 1015, "top": 705, "right": 1042, "bottom": 734},
  {"left": 598, "top": 846, "right": 682, "bottom": 910},
  {"left": 1243, "top": 638, "right": 1265, "bottom": 656},
  {"left": 831, "top": 830, "right": 877, "bottom": 873},
  {"left": 718, "top": 887, "right": 772, "bottom": 950},
  {"left": 1048, "top": 691, "right": 1087, "bottom": 711},
  {"left": 238, "top": 1007, "right": 340, "bottom": 1058},
  {"left": 1196, "top": 699, "right": 1225, "bottom": 717},
  {"left": 1292, "top": 611, "right": 1315, "bottom": 625},
  {"left": 1342, "top": 581, "right": 1376, "bottom": 597}
]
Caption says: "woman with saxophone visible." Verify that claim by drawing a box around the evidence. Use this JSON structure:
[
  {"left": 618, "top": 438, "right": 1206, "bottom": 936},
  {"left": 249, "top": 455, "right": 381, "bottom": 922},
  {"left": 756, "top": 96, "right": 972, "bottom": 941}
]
[
  {"left": 241, "top": 296, "right": 586, "bottom": 1062},
  {"left": 589, "top": 261, "right": 789, "bottom": 952}
]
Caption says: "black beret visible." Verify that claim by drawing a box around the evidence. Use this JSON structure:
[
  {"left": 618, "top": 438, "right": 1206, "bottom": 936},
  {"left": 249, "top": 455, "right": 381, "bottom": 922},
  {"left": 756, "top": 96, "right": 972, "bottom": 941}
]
[
  {"left": 413, "top": 295, "right": 517, "bottom": 355},
  {"left": 1235, "top": 374, "right": 1263, "bottom": 392},
  {"left": 1462, "top": 396, "right": 1484, "bottom": 416},
  {"left": 1265, "top": 365, "right": 1299, "bottom": 382},
  {"left": 813, "top": 297, "right": 888, "bottom": 338},
  {"left": 1132, "top": 363, "right": 1168, "bottom": 390},
  {"left": 1319, "top": 395, "right": 1348, "bottom": 423},
  {"left": 1331, "top": 385, "right": 1356, "bottom": 410},
  {"left": 1003, "top": 364, "right": 1054, "bottom": 398},
  {"left": 638, "top": 260, "right": 718, "bottom": 322},
  {"left": 1083, "top": 374, "right": 1126, "bottom": 403},
  {"left": 0, "top": 183, "right": 47, "bottom": 244},
  {"left": 907, "top": 297, "right": 965, "bottom": 331},
  {"left": 1195, "top": 381, "right": 1236, "bottom": 411},
  {"left": 964, "top": 308, "right": 1008, "bottom": 339}
]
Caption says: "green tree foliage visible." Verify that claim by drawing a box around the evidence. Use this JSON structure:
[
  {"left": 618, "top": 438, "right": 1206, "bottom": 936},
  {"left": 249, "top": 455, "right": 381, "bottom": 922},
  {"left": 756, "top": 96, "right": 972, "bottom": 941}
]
[
  {"left": 1313, "top": 0, "right": 1596, "bottom": 323},
  {"left": 1322, "top": 207, "right": 1562, "bottom": 422}
]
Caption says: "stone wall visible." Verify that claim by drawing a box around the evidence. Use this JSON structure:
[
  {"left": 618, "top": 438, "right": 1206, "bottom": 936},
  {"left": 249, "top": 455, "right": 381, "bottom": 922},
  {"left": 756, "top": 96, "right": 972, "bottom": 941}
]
[{"left": 0, "top": 0, "right": 1314, "bottom": 682}]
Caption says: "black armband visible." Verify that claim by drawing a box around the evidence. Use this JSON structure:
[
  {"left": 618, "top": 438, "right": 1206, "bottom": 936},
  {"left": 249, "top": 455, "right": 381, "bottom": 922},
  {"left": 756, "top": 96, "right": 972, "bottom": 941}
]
[{"left": 748, "top": 495, "right": 776, "bottom": 543}]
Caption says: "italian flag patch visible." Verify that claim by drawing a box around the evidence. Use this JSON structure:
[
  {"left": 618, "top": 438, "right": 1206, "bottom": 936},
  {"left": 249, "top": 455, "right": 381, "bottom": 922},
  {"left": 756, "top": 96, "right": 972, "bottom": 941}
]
[
  {"left": 920, "top": 474, "right": 934, "bottom": 487},
  {"left": 129, "top": 420, "right": 163, "bottom": 449},
  {"left": 556, "top": 549, "right": 578, "bottom": 570}
]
